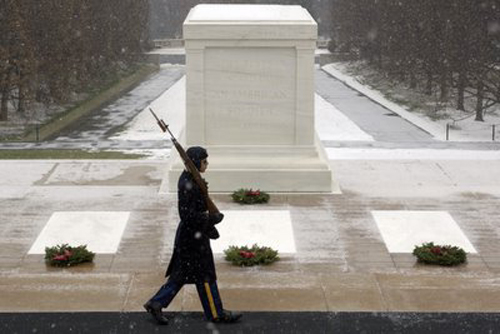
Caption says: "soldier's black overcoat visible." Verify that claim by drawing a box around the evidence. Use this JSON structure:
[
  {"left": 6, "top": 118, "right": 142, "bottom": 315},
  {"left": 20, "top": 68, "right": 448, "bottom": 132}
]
[{"left": 165, "top": 170, "right": 216, "bottom": 283}]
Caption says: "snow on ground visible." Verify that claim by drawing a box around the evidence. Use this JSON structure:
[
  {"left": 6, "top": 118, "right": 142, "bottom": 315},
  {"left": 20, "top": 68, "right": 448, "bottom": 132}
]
[
  {"left": 326, "top": 147, "right": 500, "bottom": 160},
  {"left": 315, "top": 94, "right": 374, "bottom": 141},
  {"left": 109, "top": 76, "right": 186, "bottom": 141},
  {"left": 323, "top": 63, "right": 500, "bottom": 142},
  {"left": 323, "top": 63, "right": 444, "bottom": 140}
]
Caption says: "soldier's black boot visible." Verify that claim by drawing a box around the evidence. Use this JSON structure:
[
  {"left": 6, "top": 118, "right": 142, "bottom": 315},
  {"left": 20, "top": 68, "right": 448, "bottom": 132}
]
[
  {"left": 143, "top": 300, "right": 169, "bottom": 325},
  {"left": 212, "top": 310, "right": 243, "bottom": 323}
]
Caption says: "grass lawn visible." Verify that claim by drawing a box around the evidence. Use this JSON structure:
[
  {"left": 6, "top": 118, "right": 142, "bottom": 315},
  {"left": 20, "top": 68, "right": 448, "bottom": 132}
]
[
  {"left": 15, "top": 63, "right": 159, "bottom": 142},
  {"left": 0, "top": 149, "right": 145, "bottom": 160}
]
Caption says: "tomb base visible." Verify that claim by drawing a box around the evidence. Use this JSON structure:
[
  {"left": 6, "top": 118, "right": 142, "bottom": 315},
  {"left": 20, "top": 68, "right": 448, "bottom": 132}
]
[{"left": 162, "top": 136, "right": 334, "bottom": 193}]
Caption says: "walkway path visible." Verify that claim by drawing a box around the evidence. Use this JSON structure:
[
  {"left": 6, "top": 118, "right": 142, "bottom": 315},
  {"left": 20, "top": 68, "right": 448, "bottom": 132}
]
[{"left": 315, "top": 68, "right": 433, "bottom": 143}]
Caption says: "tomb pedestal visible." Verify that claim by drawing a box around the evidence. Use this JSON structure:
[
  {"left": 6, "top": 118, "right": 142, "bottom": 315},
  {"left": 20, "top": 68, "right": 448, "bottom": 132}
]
[{"left": 167, "top": 4, "right": 332, "bottom": 192}]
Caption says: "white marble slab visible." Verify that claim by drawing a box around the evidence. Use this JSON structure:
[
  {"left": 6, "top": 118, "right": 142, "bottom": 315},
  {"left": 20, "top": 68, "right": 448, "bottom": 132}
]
[
  {"left": 211, "top": 210, "right": 296, "bottom": 254},
  {"left": 315, "top": 94, "right": 374, "bottom": 141},
  {"left": 0, "top": 161, "right": 55, "bottom": 186},
  {"left": 28, "top": 211, "right": 130, "bottom": 254},
  {"left": 184, "top": 4, "right": 317, "bottom": 40},
  {"left": 372, "top": 210, "right": 477, "bottom": 254},
  {"left": 0, "top": 186, "right": 30, "bottom": 199},
  {"left": 188, "top": 4, "right": 313, "bottom": 22}
]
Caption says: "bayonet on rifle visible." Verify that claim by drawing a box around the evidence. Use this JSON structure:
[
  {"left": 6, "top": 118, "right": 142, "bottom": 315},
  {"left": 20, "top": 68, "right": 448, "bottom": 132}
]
[{"left": 149, "top": 108, "right": 219, "bottom": 214}]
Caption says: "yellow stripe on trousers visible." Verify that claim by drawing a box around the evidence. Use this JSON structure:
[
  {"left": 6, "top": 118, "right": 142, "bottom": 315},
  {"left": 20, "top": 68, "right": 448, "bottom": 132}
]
[{"left": 204, "top": 282, "right": 218, "bottom": 319}]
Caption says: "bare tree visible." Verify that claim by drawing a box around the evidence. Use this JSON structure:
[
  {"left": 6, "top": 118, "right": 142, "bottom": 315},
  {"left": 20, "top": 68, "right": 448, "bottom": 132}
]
[
  {"left": 331, "top": 0, "right": 500, "bottom": 121},
  {"left": 1, "top": 0, "right": 150, "bottom": 125}
]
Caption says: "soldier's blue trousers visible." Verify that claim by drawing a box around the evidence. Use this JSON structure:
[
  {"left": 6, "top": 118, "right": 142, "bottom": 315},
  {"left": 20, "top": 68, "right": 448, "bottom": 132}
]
[{"left": 149, "top": 278, "right": 224, "bottom": 321}]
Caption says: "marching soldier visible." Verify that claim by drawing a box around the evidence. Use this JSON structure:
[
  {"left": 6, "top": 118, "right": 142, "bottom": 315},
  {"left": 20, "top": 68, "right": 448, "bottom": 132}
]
[{"left": 144, "top": 146, "right": 242, "bottom": 325}]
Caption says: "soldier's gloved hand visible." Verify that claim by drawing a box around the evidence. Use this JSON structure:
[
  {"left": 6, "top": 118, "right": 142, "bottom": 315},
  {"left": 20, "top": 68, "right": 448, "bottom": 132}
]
[
  {"left": 206, "top": 226, "right": 220, "bottom": 240},
  {"left": 209, "top": 212, "right": 224, "bottom": 225}
]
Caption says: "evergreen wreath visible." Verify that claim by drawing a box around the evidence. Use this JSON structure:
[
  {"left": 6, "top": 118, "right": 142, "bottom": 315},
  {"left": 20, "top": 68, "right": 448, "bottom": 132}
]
[
  {"left": 413, "top": 242, "right": 467, "bottom": 266},
  {"left": 45, "top": 244, "right": 95, "bottom": 267},
  {"left": 224, "top": 244, "right": 279, "bottom": 267},
  {"left": 231, "top": 188, "right": 270, "bottom": 204}
]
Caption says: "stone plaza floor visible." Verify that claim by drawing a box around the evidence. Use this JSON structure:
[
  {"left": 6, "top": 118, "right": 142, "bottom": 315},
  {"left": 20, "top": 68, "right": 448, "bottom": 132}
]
[{"left": 1, "top": 158, "right": 500, "bottom": 322}]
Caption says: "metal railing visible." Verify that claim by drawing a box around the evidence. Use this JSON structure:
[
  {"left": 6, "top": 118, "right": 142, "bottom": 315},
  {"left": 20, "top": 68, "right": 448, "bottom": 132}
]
[{"left": 445, "top": 122, "right": 499, "bottom": 141}]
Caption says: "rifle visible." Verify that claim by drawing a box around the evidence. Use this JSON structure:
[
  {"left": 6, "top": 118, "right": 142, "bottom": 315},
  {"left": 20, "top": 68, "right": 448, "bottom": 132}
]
[{"left": 149, "top": 108, "right": 220, "bottom": 214}]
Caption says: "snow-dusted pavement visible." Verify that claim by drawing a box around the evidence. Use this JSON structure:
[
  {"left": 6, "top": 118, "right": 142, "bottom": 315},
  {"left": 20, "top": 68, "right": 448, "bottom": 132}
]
[{"left": 1, "top": 157, "right": 500, "bottom": 317}]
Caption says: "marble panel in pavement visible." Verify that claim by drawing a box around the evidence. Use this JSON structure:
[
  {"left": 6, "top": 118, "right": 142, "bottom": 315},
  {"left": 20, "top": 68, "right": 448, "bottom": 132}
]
[
  {"left": 0, "top": 161, "right": 56, "bottom": 186},
  {"left": 0, "top": 273, "right": 133, "bottom": 312},
  {"left": 482, "top": 257, "right": 500, "bottom": 273},
  {"left": 287, "top": 194, "right": 333, "bottom": 207},
  {"left": 122, "top": 272, "right": 182, "bottom": 312},
  {"left": 0, "top": 256, "right": 22, "bottom": 270},
  {"left": 208, "top": 270, "right": 329, "bottom": 310},
  {"left": 111, "top": 255, "right": 161, "bottom": 273},
  {"left": 319, "top": 273, "right": 387, "bottom": 311},
  {"left": 216, "top": 270, "right": 322, "bottom": 289},
  {"left": 40, "top": 162, "right": 163, "bottom": 186},
  {"left": 295, "top": 262, "right": 349, "bottom": 274},
  {"left": 346, "top": 261, "right": 398, "bottom": 274},
  {"left": 331, "top": 160, "right": 465, "bottom": 198},
  {"left": 375, "top": 273, "right": 500, "bottom": 311},
  {"left": 23, "top": 186, "right": 159, "bottom": 213},
  {"left": 180, "top": 281, "right": 328, "bottom": 312},
  {"left": 390, "top": 253, "right": 447, "bottom": 274},
  {"left": 0, "top": 239, "right": 32, "bottom": 258},
  {"left": 216, "top": 286, "right": 328, "bottom": 311}
]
